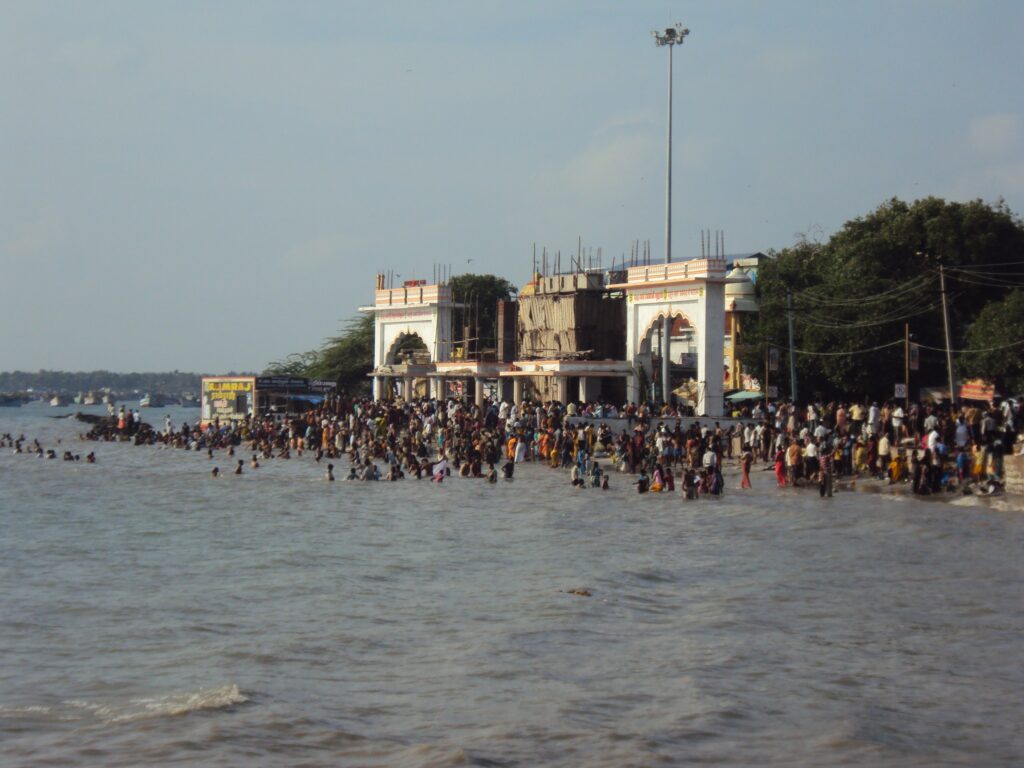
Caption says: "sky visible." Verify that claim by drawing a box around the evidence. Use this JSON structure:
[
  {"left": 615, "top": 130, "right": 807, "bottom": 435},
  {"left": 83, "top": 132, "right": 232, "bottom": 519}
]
[{"left": 2, "top": 1, "right": 1022, "bottom": 373}]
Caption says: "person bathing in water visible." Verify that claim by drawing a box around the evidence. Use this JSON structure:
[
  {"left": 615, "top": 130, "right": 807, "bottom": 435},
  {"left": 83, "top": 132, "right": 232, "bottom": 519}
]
[{"left": 635, "top": 467, "right": 650, "bottom": 494}]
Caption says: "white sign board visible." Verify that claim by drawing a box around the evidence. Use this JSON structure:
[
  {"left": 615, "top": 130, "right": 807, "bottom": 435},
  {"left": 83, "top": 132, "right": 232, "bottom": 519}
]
[{"left": 894, "top": 383, "right": 908, "bottom": 399}]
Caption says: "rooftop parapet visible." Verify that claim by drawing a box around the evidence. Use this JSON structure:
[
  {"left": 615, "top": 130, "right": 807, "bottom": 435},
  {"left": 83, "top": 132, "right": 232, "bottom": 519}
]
[
  {"left": 620, "top": 257, "right": 728, "bottom": 286},
  {"left": 372, "top": 281, "right": 453, "bottom": 308}
]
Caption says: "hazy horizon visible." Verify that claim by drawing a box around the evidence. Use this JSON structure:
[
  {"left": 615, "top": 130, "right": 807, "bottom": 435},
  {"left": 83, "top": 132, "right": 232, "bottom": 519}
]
[{"left": 3, "top": 1, "right": 1022, "bottom": 374}]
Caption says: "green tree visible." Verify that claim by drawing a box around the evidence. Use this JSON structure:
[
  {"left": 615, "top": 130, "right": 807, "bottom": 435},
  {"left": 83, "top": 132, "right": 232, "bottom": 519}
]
[
  {"left": 307, "top": 314, "right": 375, "bottom": 394},
  {"left": 448, "top": 273, "right": 516, "bottom": 355},
  {"left": 960, "top": 290, "right": 1024, "bottom": 396},
  {"left": 265, "top": 314, "right": 375, "bottom": 395},
  {"left": 741, "top": 197, "right": 1024, "bottom": 399}
]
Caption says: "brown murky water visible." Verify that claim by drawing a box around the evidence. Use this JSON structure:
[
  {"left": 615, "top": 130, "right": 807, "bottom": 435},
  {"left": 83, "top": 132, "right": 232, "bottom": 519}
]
[{"left": 2, "top": 405, "right": 1022, "bottom": 766}]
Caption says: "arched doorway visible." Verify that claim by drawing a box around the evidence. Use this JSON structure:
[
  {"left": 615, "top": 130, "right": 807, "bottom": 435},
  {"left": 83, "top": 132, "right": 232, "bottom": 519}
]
[
  {"left": 383, "top": 333, "right": 430, "bottom": 400},
  {"left": 637, "top": 313, "right": 694, "bottom": 403},
  {"left": 386, "top": 332, "right": 429, "bottom": 365}
]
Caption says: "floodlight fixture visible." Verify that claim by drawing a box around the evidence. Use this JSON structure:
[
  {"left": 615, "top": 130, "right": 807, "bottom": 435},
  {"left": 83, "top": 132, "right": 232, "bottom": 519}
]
[{"left": 652, "top": 24, "right": 689, "bottom": 47}]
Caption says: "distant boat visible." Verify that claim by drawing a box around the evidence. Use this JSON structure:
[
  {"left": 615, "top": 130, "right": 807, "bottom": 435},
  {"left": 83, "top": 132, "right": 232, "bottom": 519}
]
[
  {"left": 83, "top": 392, "right": 99, "bottom": 406},
  {"left": 180, "top": 395, "right": 200, "bottom": 408},
  {"left": 73, "top": 392, "right": 84, "bottom": 405},
  {"left": 49, "top": 395, "right": 70, "bottom": 407},
  {"left": 140, "top": 393, "right": 168, "bottom": 408},
  {"left": 0, "top": 395, "right": 21, "bottom": 408}
]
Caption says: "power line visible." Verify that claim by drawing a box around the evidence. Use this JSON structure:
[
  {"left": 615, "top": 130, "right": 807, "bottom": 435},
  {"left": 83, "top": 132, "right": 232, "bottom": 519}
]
[
  {"left": 946, "top": 268, "right": 1024, "bottom": 277},
  {"left": 943, "top": 272, "right": 1024, "bottom": 289},
  {"left": 916, "top": 338, "right": 1024, "bottom": 354},
  {"left": 792, "top": 274, "right": 934, "bottom": 308},
  {"left": 795, "top": 279, "right": 928, "bottom": 304},
  {"left": 791, "top": 340, "right": 905, "bottom": 356},
  {"left": 946, "top": 259, "right": 1024, "bottom": 268},
  {"left": 795, "top": 294, "right": 948, "bottom": 329}
]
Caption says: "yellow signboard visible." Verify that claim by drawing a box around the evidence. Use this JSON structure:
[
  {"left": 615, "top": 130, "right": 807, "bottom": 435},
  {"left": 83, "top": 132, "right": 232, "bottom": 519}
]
[{"left": 204, "top": 380, "right": 253, "bottom": 393}]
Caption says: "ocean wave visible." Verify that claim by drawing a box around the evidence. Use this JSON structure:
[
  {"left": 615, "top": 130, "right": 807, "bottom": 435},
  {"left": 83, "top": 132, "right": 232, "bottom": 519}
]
[{"left": 53, "top": 684, "right": 249, "bottom": 724}]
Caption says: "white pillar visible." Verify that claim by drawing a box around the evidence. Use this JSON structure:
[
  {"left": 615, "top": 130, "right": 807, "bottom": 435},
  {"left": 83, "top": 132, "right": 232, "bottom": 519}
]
[
  {"left": 553, "top": 377, "right": 567, "bottom": 404},
  {"left": 627, "top": 372, "right": 639, "bottom": 405},
  {"left": 372, "top": 376, "right": 382, "bottom": 401},
  {"left": 697, "top": 281, "right": 725, "bottom": 417},
  {"left": 580, "top": 376, "right": 600, "bottom": 403},
  {"left": 474, "top": 377, "right": 485, "bottom": 409},
  {"left": 513, "top": 378, "right": 523, "bottom": 406}
]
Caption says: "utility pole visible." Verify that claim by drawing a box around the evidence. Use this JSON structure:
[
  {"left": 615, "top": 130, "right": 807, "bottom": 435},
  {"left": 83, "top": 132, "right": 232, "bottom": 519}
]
[
  {"left": 764, "top": 346, "right": 769, "bottom": 414},
  {"left": 904, "top": 322, "right": 910, "bottom": 412},
  {"left": 652, "top": 23, "right": 689, "bottom": 405},
  {"left": 939, "top": 263, "right": 957, "bottom": 407},
  {"left": 787, "top": 290, "right": 798, "bottom": 404}
]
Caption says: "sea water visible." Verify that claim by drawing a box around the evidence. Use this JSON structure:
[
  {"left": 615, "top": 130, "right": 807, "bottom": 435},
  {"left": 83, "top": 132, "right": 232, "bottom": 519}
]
[{"left": 1, "top": 404, "right": 1023, "bottom": 766}]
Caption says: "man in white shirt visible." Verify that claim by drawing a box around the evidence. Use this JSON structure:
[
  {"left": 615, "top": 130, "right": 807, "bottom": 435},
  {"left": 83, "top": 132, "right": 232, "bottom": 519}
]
[
  {"left": 892, "top": 406, "right": 905, "bottom": 437},
  {"left": 877, "top": 432, "right": 891, "bottom": 476},
  {"left": 867, "top": 402, "right": 880, "bottom": 436},
  {"left": 702, "top": 448, "right": 717, "bottom": 471}
]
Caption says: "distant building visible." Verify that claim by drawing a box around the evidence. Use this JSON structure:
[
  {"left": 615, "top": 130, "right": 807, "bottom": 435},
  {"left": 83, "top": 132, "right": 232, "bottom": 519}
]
[
  {"left": 360, "top": 253, "right": 767, "bottom": 415},
  {"left": 200, "top": 375, "right": 335, "bottom": 426}
]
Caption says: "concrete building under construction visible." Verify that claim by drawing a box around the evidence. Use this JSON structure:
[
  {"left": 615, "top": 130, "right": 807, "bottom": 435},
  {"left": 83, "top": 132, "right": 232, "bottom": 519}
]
[{"left": 511, "top": 271, "right": 627, "bottom": 402}]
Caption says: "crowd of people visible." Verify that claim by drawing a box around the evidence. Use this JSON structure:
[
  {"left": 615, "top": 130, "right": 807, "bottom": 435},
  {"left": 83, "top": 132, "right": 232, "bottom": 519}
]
[
  {"left": 9, "top": 394, "right": 1019, "bottom": 499},
  {"left": 75, "top": 398, "right": 735, "bottom": 496},
  {"left": 736, "top": 397, "right": 1020, "bottom": 496}
]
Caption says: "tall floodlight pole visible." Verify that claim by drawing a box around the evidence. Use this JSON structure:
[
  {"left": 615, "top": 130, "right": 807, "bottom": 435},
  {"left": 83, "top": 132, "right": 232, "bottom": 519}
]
[{"left": 653, "top": 23, "right": 689, "bottom": 405}]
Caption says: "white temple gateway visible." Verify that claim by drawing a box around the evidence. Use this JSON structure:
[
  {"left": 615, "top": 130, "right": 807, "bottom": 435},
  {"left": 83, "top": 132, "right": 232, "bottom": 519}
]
[
  {"left": 362, "top": 254, "right": 759, "bottom": 417},
  {"left": 609, "top": 257, "right": 727, "bottom": 416}
]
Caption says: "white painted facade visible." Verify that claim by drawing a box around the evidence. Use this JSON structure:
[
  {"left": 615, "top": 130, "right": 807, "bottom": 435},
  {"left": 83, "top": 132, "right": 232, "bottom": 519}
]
[
  {"left": 362, "top": 259, "right": 729, "bottom": 416},
  {"left": 361, "top": 281, "right": 455, "bottom": 399},
  {"left": 611, "top": 258, "right": 727, "bottom": 416}
]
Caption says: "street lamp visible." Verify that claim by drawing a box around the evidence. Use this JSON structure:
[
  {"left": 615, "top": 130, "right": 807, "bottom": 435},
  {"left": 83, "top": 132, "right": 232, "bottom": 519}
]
[{"left": 652, "top": 24, "right": 689, "bottom": 405}]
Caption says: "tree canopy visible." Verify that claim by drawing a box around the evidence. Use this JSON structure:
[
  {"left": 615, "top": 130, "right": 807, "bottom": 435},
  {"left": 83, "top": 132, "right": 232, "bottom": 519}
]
[
  {"left": 266, "top": 313, "right": 374, "bottom": 395},
  {"left": 448, "top": 273, "right": 516, "bottom": 354},
  {"left": 741, "top": 197, "right": 1024, "bottom": 399},
  {"left": 961, "top": 290, "right": 1024, "bottom": 396}
]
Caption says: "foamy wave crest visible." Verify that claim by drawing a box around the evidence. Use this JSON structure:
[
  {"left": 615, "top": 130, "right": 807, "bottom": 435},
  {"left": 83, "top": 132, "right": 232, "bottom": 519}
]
[
  {"left": 58, "top": 684, "right": 248, "bottom": 724},
  {"left": 123, "top": 684, "right": 248, "bottom": 721},
  {"left": 0, "top": 704, "right": 54, "bottom": 717}
]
